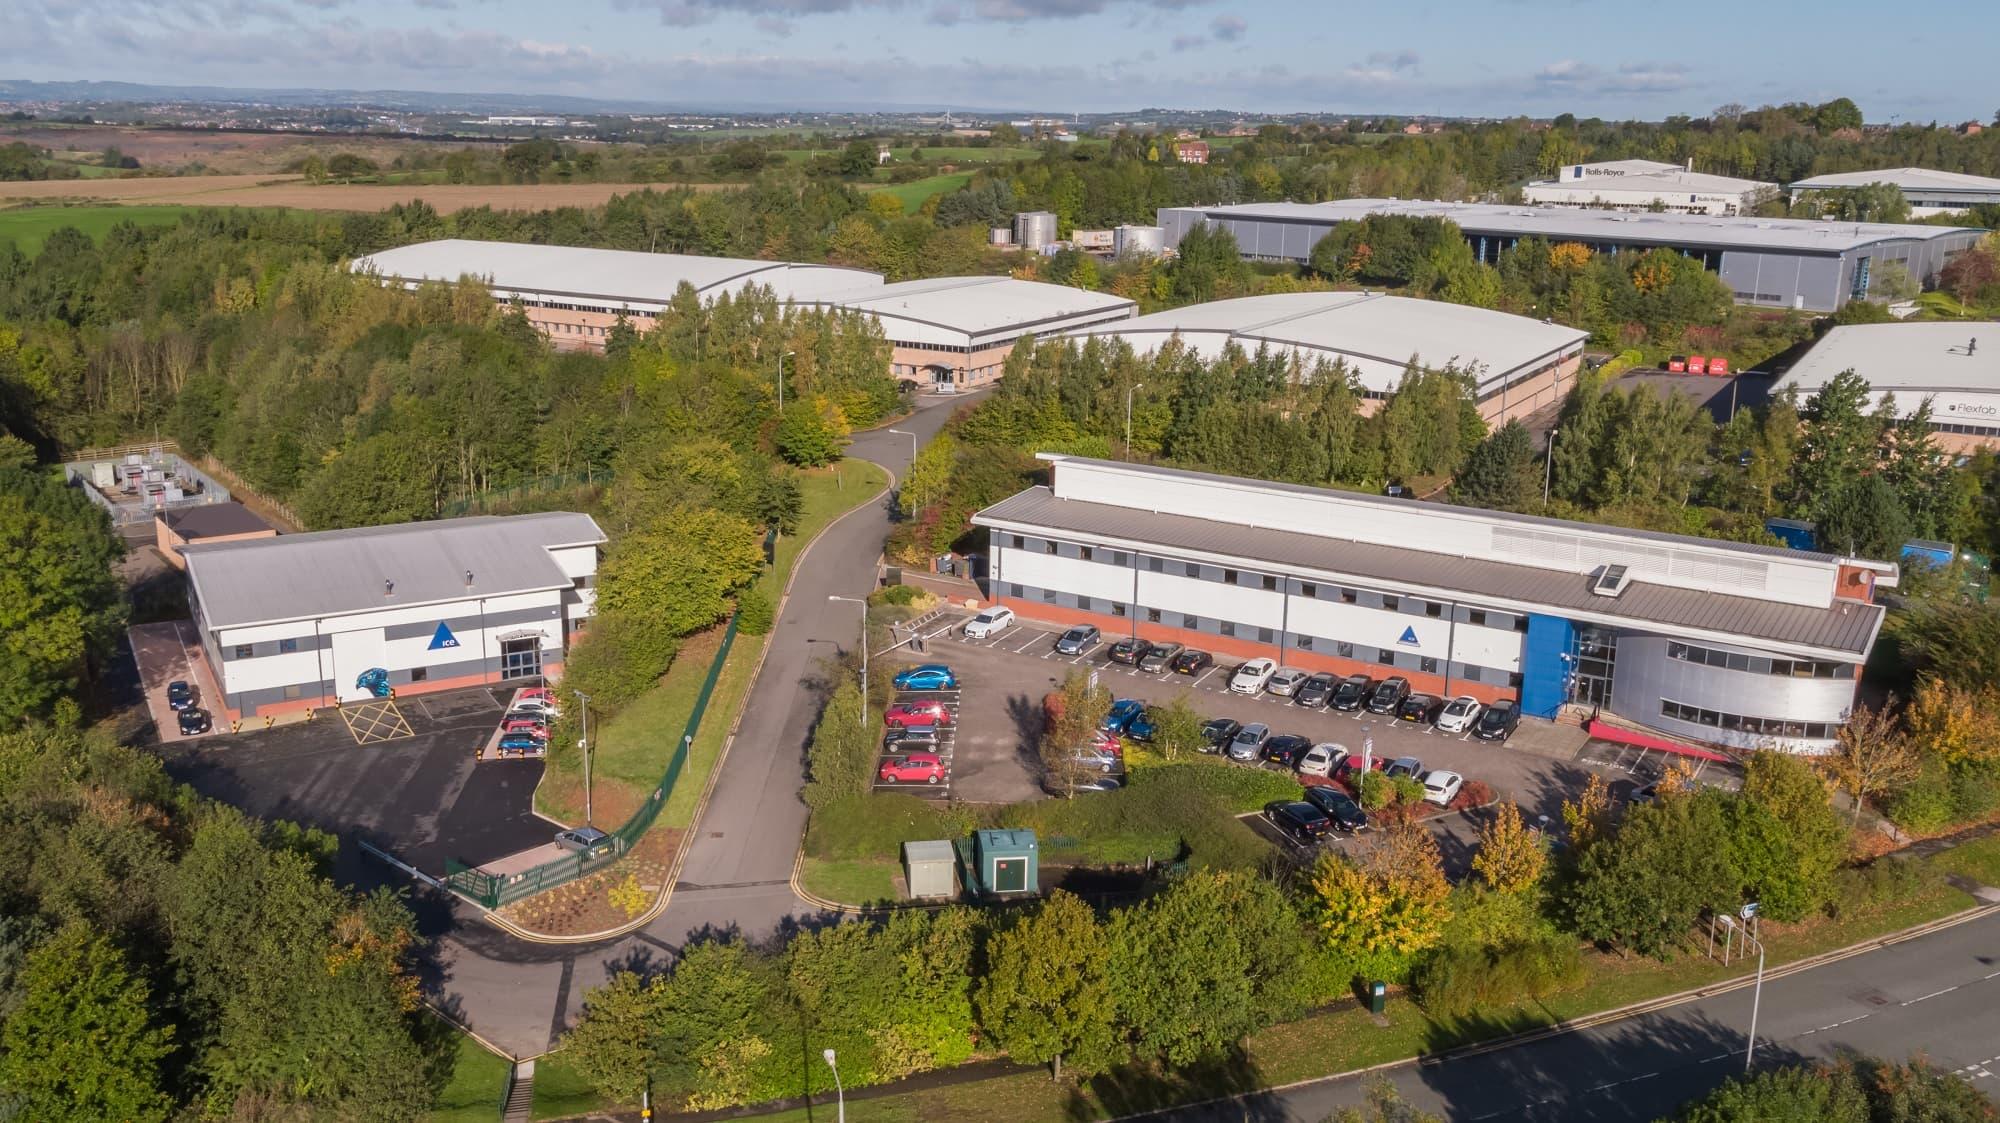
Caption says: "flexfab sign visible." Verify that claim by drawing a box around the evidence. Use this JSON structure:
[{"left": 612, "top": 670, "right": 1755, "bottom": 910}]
[{"left": 428, "top": 621, "right": 461, "bottom": 651}]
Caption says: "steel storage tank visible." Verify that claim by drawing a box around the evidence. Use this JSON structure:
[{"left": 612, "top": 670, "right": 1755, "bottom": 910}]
[
  {"left": 1013, "top": 211, "right": 1058, "bottom": 251},
  {"left": 990, "top": 226, "right": 1013, "bottom": 246},
  {"left": 1115, "top": 224, "right": 1166, "bottom": 257}
]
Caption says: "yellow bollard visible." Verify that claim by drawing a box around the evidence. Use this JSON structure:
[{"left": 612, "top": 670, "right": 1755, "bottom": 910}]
[
  {"left": 304, "top": 708, "right": 315, "bottom": 721},
  {"left": 264, "top": 715, "right": 274, "bottom": 729},
  {"left": 230, "top": 719, "right": 241, "bottom": 733}
]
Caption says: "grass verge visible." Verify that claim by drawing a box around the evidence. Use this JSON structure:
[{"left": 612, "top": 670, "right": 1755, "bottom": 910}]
[
  {"left": 426, "top": 1023, "right": 513, "bottom": 1123},
  {"left": 529, "top": 1052, "right": 601, "bottom": 1121}
]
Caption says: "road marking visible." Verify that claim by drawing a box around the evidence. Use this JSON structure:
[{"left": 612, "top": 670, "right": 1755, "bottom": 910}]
[
  {"left": 1798, "top": 1013, "right": 1871, "bottom": 1035},
  {"left": 1903, "top": 985, "right": 1961, "bottom": 1006},
  {"left": 1013, "top": 633, "right": 1044, "bottom": 653}
]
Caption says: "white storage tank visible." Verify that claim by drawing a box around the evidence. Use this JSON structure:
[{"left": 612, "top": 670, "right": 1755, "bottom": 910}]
[
  {"left": 1013, "top": 210, "right": 1058, "bottom": 252},
  {"left": 1115, "top": 224, "right": 1166, "bottom": 258},
  {"left": 990, "top": 226, "right": 1013, "bottom": 246}
]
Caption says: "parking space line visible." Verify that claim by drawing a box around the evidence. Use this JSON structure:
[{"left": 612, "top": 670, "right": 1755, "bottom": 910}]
[{"left": 1013, "top": 632, "right": 1047, "bottom": 654}]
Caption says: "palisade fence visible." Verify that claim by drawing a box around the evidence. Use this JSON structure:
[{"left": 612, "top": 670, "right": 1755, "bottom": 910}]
[{"left": 440, "top": 528, "right": 775, "bottom": 910}]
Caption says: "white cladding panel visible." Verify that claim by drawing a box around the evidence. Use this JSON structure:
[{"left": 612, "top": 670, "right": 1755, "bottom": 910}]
[
  {"left": 1135, "top": 572, "right": 1285, "bottom": 629},
  {"left": 995, "top": 547, "right": 1136, "bottom": 603},
  {"left": 219, "top": 591, "right": 563, "bottom": 643},
  {"left": 218, "top": 652, "right": 326, "bottom": 695}
]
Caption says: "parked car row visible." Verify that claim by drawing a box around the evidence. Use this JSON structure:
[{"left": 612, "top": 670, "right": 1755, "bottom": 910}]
[
  {"left": 1213, "top": 662, "right": 1523, "bottom": 743},
  {"left": 166, "top": 679, "right": 213, "bottom": 736},
  {"left": 494, "top": 686, "right": 561, "bottom": 757},
  {"left": 879, "top": 665, "right": 962, "bottom": 788}
]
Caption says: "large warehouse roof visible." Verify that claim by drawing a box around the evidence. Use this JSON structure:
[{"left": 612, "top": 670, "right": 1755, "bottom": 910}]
[
  {"left": 1169, "top": 199, "right": 1979, "bottom": 254},
  {"left": 350, "top": 239, "right": 882, "bottom": 307},
  {"left": 798, "top": 275, "right": 1136, "bottom": 347},
  {"left": 1526, "top": 159, "right": 1774, "bottom": 198},
  {"left": 1066, "top": 291, "right": 1587, "bottom": 393},
  {"left": 1773, "top": 323, "right": 1999, "bottom": 397},
  {"left": 184, "top": 512, "right": 606, "bottom": 630},
  {"left": 1790, "top": 167, "right": 2000, "bottom": 195}
]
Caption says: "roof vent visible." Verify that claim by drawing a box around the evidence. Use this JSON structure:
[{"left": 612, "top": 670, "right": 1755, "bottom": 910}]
[
  {"left": 384, "top": 579, "right": 395, "bottom": 598},
  {"left": 465, "top": 569, "right": 475, "bottom": 588},
  {"left": 1590, "top": 564, "right": 1632, "bottom": 598}
]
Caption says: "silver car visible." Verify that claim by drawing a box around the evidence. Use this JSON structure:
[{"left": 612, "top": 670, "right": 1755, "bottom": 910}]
[
  {"left": 1266, "top": 667, "right": 1311, "bottom": 696},
  {"left": 1226, "top": 722, "right": 1271, "bottom": 763}
]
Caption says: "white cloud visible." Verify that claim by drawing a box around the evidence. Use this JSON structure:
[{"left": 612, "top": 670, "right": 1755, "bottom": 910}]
[
  {"left": 1341, "top": 48, "right": 1419, "bottom": 83},
  {"left": 1209, "top": 12, "right": 1244, "bottom": 40}
]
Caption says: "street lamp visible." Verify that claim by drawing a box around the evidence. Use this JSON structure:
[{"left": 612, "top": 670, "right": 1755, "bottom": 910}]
[
  {"left": 887, "top": 427, "right": 918, "bottom": 462},
  {"left": 778, "top": 350, "right": 796, "bottom": 412},
  {"left": 822, "top": 1048, "right": 845, "bottom": 1123},
  {"left": 1542, "top": 426, "right": 1560, "bottom": 505},
  {"left": 1725, "top": 908, "right": 1767, "bottom": 1073},
  {"left": 573, "top": 690, "right": 593, "bottom": 826},
  {"left": 828, "top": 595, "right": 868, "bottom": 727},
  {"left": 1125, "top": 382, "right": 1145, "bottom": 458}
]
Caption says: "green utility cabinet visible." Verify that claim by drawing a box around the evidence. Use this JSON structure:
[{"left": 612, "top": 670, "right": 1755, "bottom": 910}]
[{"left": 961, "top": 829, "right": 1039, "bottom": 897}]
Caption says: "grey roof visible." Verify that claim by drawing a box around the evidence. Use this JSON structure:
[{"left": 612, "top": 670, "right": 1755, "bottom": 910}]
[
  {"left": 184, "top": 512, "right": 604, "bottom": 630},
  {"left": 161, "top": 502, "right": 273, "bottom": 538},
  {"left": 348, "top": 239, "right": 881, "bottom": 307},
  {"left": 1790, "top": 167, "right": 2000, "bottom": 195},
  {"left": 1773, "top": 322, "right": 2000, "bottom": 397},
  {"left": 975, "top": 487, "right": 1881, "bottom": 657}
]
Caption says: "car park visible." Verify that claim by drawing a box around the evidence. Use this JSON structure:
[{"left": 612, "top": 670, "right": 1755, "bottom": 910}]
[
  {"left": 1171, "top": 649, "right": 1214, "bottom": 676},
  {"left": 1102, "top": 698, "right": 1146, "bottom": 733},
  {"left": 878, "top": 753, "right": 946, "bottom": 784},
  {"left": 1629, "top": 780, "right": 1660, "bottom": 805},
  {"left": 1435, "top": 696, "right": 1482, "bottom": 734},
  {"left": 554, "top": 826, "right": 614, "bottom": 855},
  {"left": 177, "top": 707, "right": 212, "bottom": 736},
  {"left": 1053, "top": 624, "right": 1101, "bottom": 655},
  {"left": 893, "top": 664, "right": 959, "bottom": 691},
  {"left": 1385, "top": 756, "right": 1425, "bottom": 780},
  {"left": 1421, "top": 770, "right": 1465, "bottom": 806},
  {"left": 1227, "top": 722, "right": 1271, "bottom": 762},
  {"left": 1337, "top": 753, "right": 1390, "bottom": 781},
  {"left": 1264, "top": 800, "right": 1334, "bottom": 844},
  {"left": 167, "top": 680, "right": 196, "bottom": 711},
  {"left": 1125, "top": 709, "right": 1158, "bottom": 742},
  {"left": 1366, "top": 676, "right": 1411, "bottom": 715},
  {"left": 503, "top": 709, "right": 550, "bottom": 727},
  {"left": 884, "top": 724, "right": 944, "bottom": 749},
  {"left": 1329, "top": 674, "right": 1373, "bottom": 712},
  {"left": 511, "top": 696, "right": 559, "bottom": 718},
  {"left": 1301, "top": 785, "right": 1369, "bottom": 831},
  {"left": 1298, "top": 741, "right": 1347, "bottom": 778},
  {"left": 501, "top": 717, "right": 548, "bottom": 738},
  {"left": 496, "top": 733, "right": 546, "bottom": 757},
  {"left": 1262, "top": 734, "right": 1313, "bottom": 769},
  {"left": 1107, "top": 637, "right": 1147, "bottom": 665},
  {"left": 1472, "top": 699, "right": 1521, "bottom": 742},
  {"left": 1396, "top": 694, "right": 1442, "bottom": 726},
  {"left": 1229, "top": 658, "right": 1278, "bottom": 694},
  {"left": 1137, "top": 642, "right": 1184, "bottom": 673},
  {"left": 1199, "top": 717, "right": 1240, "bottom": 753},
  {"left": 1266, "top": 667, "right": 1310, "bottom": 697},
  {"left": 1293, "top": 672, "right": 1339, "bottom": 708},
  {"left": 885, "top": 700, "right": 953, "bottom": 727},
  {"left": 962, "top": 606, "right": 1015, "bottom": 639}
]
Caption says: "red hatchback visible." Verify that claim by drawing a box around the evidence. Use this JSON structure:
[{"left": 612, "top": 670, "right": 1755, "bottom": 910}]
[
  {"left": 502, "top": 717, "right": 548, "bottom": 739},
  {"left": 878, "top": 753, "right": 946, "bottom": 784},
  {"left": 884, "top": 700, "right": 953, "bottom": 727}
]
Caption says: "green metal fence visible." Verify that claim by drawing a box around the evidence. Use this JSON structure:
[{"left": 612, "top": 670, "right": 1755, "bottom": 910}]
[{"left": 441, "top": 534, "right": 769, "bottom": 911}]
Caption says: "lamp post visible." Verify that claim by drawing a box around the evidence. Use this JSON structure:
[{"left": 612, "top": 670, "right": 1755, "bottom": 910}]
[
  {"left": 1542, "top": 426, "right": 1560, "bottom": 505},
  {"left": 778, "top": 350, "right": 796, "bottom": 412},
  {"left": 822, "top": 1048, "right": 845, "bottom": 1123},
  {"left": 1726, "top": 907, "right": 1767, "bottom": 1073},
  {"left": 828, "top": 596, "right": 868, "bottom": 727},
  {"left": 573, "top": 690, "right": 593, "bottom": 827},
  {"left": 887, "top": 427, "right": 918, "bottom": 462},
  {"left": 1125, "top": 382, "right": 1145, "bottom": 458}
]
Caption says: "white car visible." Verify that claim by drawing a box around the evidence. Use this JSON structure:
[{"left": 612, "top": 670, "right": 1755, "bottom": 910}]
[
  {"left": 962, "top": 606, "right": 1016, "bottom": 639},
  {"left": 1229, "top": 658, "right": 1278, "bottom": 694},
  {"left": 1421, "top": 770, "right": 1465, "bottom": 806},
  {"left": 1266, "top": 667, "right": 1311, "bottom": 697},
  {"left": 1435, "top": 695, "right": 1483, "bottom": 734},
  {"left": 512, "top": 697, "right": 561, "bottom": 719},
  {"left": 1298, "top": 742, "right": 1348, "bottom": 778}
]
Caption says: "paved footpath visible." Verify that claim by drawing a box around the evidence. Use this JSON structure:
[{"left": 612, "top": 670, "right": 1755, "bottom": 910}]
[{"left": 422, "top": 391, "right": 983, "bottom": 1059}]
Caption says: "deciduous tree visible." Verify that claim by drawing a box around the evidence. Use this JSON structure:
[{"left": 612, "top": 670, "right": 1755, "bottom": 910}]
[
  {"left": 0, "top": 924, "right": 172, "bottom": 1123},
  {"left": 1818, "top": 701, "right": 1922, "bottom": 824},
  {"left": 977, "top": 890, "right": 1120, "bottom": 1079},
  {"left": 1471, "top": 800, "right": 1548, "bottom": 895}
]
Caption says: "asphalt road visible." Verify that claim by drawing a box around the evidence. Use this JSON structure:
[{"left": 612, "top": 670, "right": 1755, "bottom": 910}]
[
  {"left": 423, "top": 390, "right": 984, "bottom": 1058},
  {"left": 1134, "top": 907, "right": 2000, "bottom": 1123}
]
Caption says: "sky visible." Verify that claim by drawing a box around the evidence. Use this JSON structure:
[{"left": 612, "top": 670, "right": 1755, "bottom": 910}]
[{"left": 3, "top": 0, "right": 1994, "bottom": 121}]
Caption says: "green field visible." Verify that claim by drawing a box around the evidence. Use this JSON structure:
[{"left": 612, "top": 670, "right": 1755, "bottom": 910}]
[
  {"left": 0, "top": 204, "right": 192, "bottom": 253},
  {"left": 427, "top": 1024, "right": 513, "bottom": 1123},
  {"left": 777, "top": 145, "right": 1039, "bottom": 165},
  {"left": 870, "top": 172, "right": 974, "bottom": 214}
]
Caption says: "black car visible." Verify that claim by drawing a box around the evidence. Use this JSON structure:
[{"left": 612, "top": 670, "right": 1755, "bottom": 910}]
[
  {"left": 177, "top": 707, "right": 212, "bottom": 736},
  {"left": 1172, "top": 649, "right": 1214, "bottom": 676},
  {"left": 1107, "top": 637, "right": 1147, "bottom": 665},
  {"left": 1366, "top": 676, "right": 1411, "bottom": 715},
  {"left": 1329, "top": 674, "right": 1374, "bottom": 712},
  {"left": 1396, "top": 693, "right": 1442, "bottom": 725},
  {"left": 1293, "top": 672, "right": 1340, "bottom": 708},
  {"left": 167, "top": 680, "right": 196, "bottom": 711},
  {"left": 1262, "top": 734, "right": 1313, "bottom": 769},
  {"left": 1054, "top": 624, "right": 1101, "bottom": 655},
  {"left": 1199, "top": 717, "right": 1241, "bottom": 753},
  {"left": 1264, "top": 800, "right": 1334, "bottom": 843},
  {"left": 1301, "top": 785, "right": 1369, "bottom": 832},
  {"left": 1137, "top": 642, "right": 1184, "bottom": 673},
  {"left": 1473, "top": 698, "right": 1521, "bottom": 742}
]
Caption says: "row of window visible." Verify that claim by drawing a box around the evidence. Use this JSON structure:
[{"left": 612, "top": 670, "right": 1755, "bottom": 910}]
[
  {"left": 515, "top": 298, "right": 658, "bottom": 318},
  {"left": 1665, "top": 642, "right": 1850, "bottom": 680},
  {"left": 1659, "top": 699, "right": 1844, "bottom": 741},
  {"left": 536, "top": 321, "right": 614, "bottom": 339},
  {"left": 1930, "top": 420, "right": 2000, "bottom": 437}
]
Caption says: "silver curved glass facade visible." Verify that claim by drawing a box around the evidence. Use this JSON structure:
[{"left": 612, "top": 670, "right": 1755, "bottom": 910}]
[{"left": 1611, "top": 634, "right": 1858, "bottom": 753}]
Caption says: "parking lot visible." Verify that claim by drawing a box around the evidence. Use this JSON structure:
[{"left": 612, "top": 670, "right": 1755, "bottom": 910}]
[
  {"left": 903, "top": 609, "right": 1731, "bottom": 863},
  {"left": 128, "top": 621, "right": 227, "bottom": 742},
  {"left": 873, "top": 684, "right": 962, "bottom": 800},
  {"left": 156, "top": 685, "right": 558, "bottom": 887}
]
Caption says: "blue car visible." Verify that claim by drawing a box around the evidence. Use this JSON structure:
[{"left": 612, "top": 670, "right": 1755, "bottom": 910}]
[
  {"left": 1126, "top": 709, "right": 1158, "bottom": 742},
  {"left": 893, "top": 664, "right": 959, "bottom": 691},
  {"left": 496, "top": 734, "right": 545, "bottom": 757},
  {"left": 1101, "top": 698, "right": 1145, "bottom": 734}
]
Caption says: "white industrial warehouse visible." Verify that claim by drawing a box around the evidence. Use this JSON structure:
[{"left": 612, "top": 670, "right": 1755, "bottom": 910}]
[
  {"left": 1066, "top": 291, "right": 1587, "bottom": 424},
  {"left": 183, "top": 512, "right": 604, "bottom": 720},
  {"left": 1158, "top": 200, "right": 1985, "bottom": 313},
  {"left": 1522, "top": 159, "right": 1777, "bottom": 216},
  {"left": 1772, "top": 323, "right": 2000, "bottom": 451},
  {"left": 1789, "top": 167, "right": 2000, "bottom": 218},
  {"left": 975, "top": 456, "right": 1897, "bottom": 753}
]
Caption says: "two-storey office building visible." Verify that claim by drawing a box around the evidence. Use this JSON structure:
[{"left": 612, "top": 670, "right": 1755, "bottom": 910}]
[
  {"left": 973, "top": 457, "right": 1896, "bottom": 753},
  {"left": 183, "top": 513, "right": 604, "bottom": 720}
]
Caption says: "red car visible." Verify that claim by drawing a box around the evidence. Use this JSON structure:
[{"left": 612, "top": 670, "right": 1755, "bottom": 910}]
[
  {"left": 1335, "top": 753, "right": 1389, "bottom": 781},
  {"left": 1666, "top": 355, "right": 1687, "bottom": 373},
  {"left": 884, "top": 700, "right": 953, "bottom": 728},
  {"left": 1687, "top": 354, "right": 1708, "bottom": 375},
  {"left": 1708, "top": 356, "right": 1730, "bottom": 376},
  {"left": 878, "top": 753, "right": 946, "bottom": 784},
  {"left": 502, "top": 717, "right": 548, "bottom": 738}
]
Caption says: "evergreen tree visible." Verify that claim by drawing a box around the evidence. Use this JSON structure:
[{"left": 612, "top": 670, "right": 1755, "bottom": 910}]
[{"left": 1452, "top": 420, "right": 1535, "bottom": 510}]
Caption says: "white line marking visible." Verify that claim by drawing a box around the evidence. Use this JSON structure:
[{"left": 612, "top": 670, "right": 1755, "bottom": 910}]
[
  {"left": 1904, "top": 985, "right": 1960, "bottom": 1005},
  {"left": 1013, "top": 634, "right": 1042, "bottom": 653}
]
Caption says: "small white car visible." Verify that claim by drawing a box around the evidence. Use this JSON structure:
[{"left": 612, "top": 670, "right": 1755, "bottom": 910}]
[
  {"left": 1229, "top": 658, "right": 1278, "bottom": 694},
  {"left": 1266, "top": 667, "right": 1311, "bottom": 696},
  {"left": 1298, "top": 742, "right": 1348, "bottom": 778},
  {"left": 512, "top": 697, "right": 561, "bottom": 719},
  {"left": 962, "top": 606, "right": 1016, "bottom": 639},
  {"left": 1435, "top": 695, "right": 1483, "bottom": 734},
  {"left": 1421, "top": 770, "right": 1465, "bottom": 806}
]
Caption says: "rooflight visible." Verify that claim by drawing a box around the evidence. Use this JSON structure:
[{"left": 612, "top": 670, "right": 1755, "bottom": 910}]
[{"left": 1590, "top": 565, "right": 1632, "bottom": 598}]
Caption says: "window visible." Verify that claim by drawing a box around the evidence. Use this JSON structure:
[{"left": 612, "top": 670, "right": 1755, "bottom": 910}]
[
  {"left": 234, "top": 645, "right": 253, "bottom": 660},
  {"left": 278, "top": 637, "right": 299, "bottom": 654},
  {"left": 1011, "top": 535, "right": 1024, "bottom": 549},
  {"left": 1147, "top": 608, "right": 1162, "bottom": 623},
  {"left": 1468, "top": 610, "right": 1487, "bottom": 627},
  {"left": 1078, "top": 596, "right": 1093, "bottom": 611},
  {"left": 1420, "top": 656, "right": 1438, "bottom": 673},
  {"left": 1220, "top": 622, "right": 1236, "bottom": 637},
  {"left": 1336, "top": 641, "right": 1354, "bottom": 658},
  {"left": 1509, "top": 673, "right": 1524, "bottom": 687},
  {"left": 1297, "top": 636, "right": 1314, "bottom": 650},
  {"left": 1461, "top": 665, "right": 1481, "bottom": 683},
  {"left": 1301, "top": 583, "right": 1318, "bottom": 599},
  {"left": 1341, "top": 588, "right": 1358, "bottom": 604},
  {"left": 1009, "top": 583, "right": 1023, "bottom": 597},
  {"left": 1377, "top": 648, "right": 1394, "bottom": 665},
  {"left": 1079, "top": 546, "right": 1094, "bottom": 562},
  {"left": 1109, "top": 551, "right": 1127, "bottom": 567},
  {"left": 1182, "top": 614, "right": 1199, "bottom": 629},
  {"left": 1044, "top": 540, "right": 1058, "bottom": 555},
  {"left": 1383, "top": 596, "right": 1399, "bottom": 611},
  {"left": 1042, "top": 588, "right": 1056, "bottom": 602},
  {"left": 1262, "top": 574, "right": 1279, "bottom": 591},
  {"left": 410, "top": 667, "right": 428, "bottom": 683},
  {"left": 1149, "top": 556, "right": 1165, "bottom": 572},
  {"left": 283, "top": 683, "right": 304, "bottom": 700},
  {"left": 1513, "top": 616, "right": 1529, "bottom": 633},
  {"left": 1185, "top": 562, "right": 1201, "bottom": 578},
  {"left": 1223, "top": 569, "right": 1239, "bottom": 584},
  {"left": 1258, "top": 627, "right": 1274, "bottom": 643},
  {"left": 1112, "top": 603, "right": 1127, "bottom": 617},
  {"left": 1425, "top": 602, "right": 1443, "bottom": 618}
]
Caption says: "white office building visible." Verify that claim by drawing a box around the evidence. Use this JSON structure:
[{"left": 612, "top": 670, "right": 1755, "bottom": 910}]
[
  {"left": 1522, "top": 160, "right": 1778, "bottom": 216},
  {"left": 1789, "top": 168, "right": 2000, "bottom": 218}
]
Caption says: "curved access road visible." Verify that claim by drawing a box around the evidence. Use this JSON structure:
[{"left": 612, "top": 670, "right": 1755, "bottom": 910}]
[{"left": 427, "top": 391, "right": 982, "bottom": 1059}]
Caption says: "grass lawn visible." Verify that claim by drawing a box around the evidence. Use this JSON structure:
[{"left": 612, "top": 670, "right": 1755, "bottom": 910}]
[
  {"left": 427, "top": 1024, "right": 513, "bottom": 1123},
  {"left": 0, "top": 204, "right": 193, "bottom": 253},
  {"left": 529, "top": 1052, "right": 602, "bottom": 1121},
  {"left": 799, "top": 855, "right": 901, "bottom": 904},
  {"left": 867, "top": 173, "right": 973, "bottom": 214},
  {"left": 1927, "top": 831, "right": 2000, "bottom": 887}
]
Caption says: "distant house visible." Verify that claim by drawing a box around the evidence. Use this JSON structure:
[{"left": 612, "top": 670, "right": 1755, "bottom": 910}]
[
  {"left": 1174, "top": 141, "right": 1210, "bottom": 165},
  {"left": 155, "top": 503, "right": 276, "bottom": 569}
]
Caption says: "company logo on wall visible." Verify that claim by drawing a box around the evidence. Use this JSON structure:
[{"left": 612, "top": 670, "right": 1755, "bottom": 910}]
[
  {"left": 428, "top": 622, "right": 461, "bottom": 651},
  {"left": 1397, "top": 626, "right": 1420, "bottom": 647}
]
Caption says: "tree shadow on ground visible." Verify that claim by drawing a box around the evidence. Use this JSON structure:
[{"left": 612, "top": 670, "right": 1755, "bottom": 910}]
[{"left": 1066, "top": 1044, "right": 1288, "bottom": 1123}]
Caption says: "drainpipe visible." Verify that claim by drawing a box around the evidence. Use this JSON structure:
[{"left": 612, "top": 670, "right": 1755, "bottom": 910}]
[
  {"left": 314, "top": 618, "right": 326, "bottom": 708},
  {"left": 1442, "top": 602, "right": 1458, "bottom": 697},
  {"left": 1128, "top": 553, "right": 1140, "bottom": 641},
  {"left": 479, "top": 598, "right": 490, "bottom": 684},
  {"left": 1278, "top": 580, "right": 1290, "bottom": 664}
]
